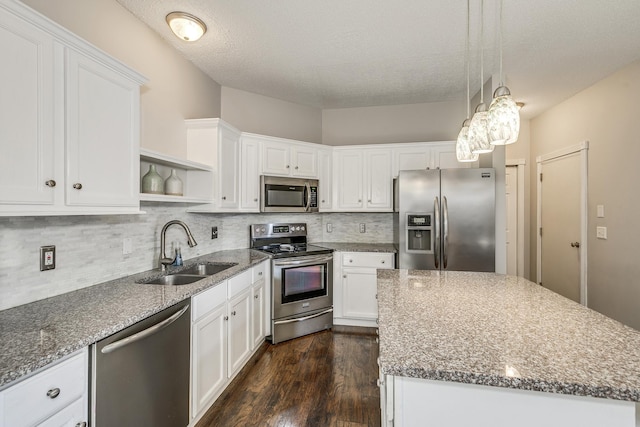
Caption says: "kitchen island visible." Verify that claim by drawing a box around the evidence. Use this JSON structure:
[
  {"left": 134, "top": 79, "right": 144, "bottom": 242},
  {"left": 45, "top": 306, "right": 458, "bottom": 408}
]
[{"left": 377, "top": 269, "right": 640, "bottom": 427}]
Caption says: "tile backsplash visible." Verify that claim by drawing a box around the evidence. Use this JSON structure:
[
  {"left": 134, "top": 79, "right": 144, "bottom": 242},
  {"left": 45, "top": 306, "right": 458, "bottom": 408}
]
[{"left": 0, "top": 206, "right": 392, "bottom": 310}]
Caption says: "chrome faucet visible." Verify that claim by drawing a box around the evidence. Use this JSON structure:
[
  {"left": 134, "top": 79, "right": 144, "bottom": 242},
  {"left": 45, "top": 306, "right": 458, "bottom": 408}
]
[{"left": 160, "top": 220, "right": 198, "bottom": 271}]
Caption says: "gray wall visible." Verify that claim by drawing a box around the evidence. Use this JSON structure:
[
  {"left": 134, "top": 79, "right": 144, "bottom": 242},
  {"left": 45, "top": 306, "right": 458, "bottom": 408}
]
[
  {"left": 322, "top": 100, "right": 465, "bottom": 145},
  {"left": 529, "top": 59, "right": 640, "bottom": 329},
  {"left": 221, "top": 87, "right": 323, "bottom": 144}
]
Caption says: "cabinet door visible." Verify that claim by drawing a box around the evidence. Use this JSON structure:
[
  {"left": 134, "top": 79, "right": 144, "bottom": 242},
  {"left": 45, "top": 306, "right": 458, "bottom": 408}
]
[
  {"left": 251, "top": 281, "right": 265, "bottom": 350},
  {"left": 342, "top": 267, "right": 378, "bottom": 319},
  {"left": 228, "top": 290, "right": 251, "bottom": 377},
  {"left": 240, "top": 137, "right": 260, "bottom": 211},
  {"left": 431, "top": 142, "right": 472, "bottom": 169},
  {"left": 366, "top": 149, "right": 393, "bottom": 210},
  {"left": 65, "top": 50, "right": 139, "bottom": 207},
  {"left": 36, "top": 398, "right": 86, "bottom": 427},
  {"left": 218, "top": 128, "right": 239, "bottom": 208},
  {"left": 336, "top": 150, "right": 364, "bottom": 210},
  {"left": 317, "top": 148, "right": 333, "bottom": 210},
  {"left": 0, "top": 9, "right": 56, "bottom": 205},
  {"left": 393, "top": 146, "right": 431, "bottom": 177},
  {"left": 262, "top": 140, "right": 291, "bottom": 176},
  {"left": 192, "top": 303, "right": 227, "bottom": 417},
  {"left": 291, "top": 145, "right": 317, "bottom": 177}
]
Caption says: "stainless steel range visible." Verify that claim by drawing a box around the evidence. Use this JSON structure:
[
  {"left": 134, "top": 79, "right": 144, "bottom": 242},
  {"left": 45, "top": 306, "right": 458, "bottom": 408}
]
[{"left": 250, "top": 223, "right": 333, "bottom": 344}]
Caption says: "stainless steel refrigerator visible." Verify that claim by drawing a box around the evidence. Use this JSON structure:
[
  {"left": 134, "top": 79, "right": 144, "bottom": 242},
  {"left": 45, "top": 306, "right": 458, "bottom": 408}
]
[{"left": 396, "top": 168, "right": 495, "bottom": 271}]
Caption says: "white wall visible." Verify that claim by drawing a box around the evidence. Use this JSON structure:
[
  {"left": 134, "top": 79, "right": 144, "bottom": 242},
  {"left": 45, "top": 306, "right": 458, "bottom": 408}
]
[
  {"left": 530, "top": 59, "right": 640, "bottom": 329},
  {"left": 221, "top": 87, "right": 323, "bottom": 144},
  {"left": 22, "top": 0, "right": 222, "bottom": 159}
]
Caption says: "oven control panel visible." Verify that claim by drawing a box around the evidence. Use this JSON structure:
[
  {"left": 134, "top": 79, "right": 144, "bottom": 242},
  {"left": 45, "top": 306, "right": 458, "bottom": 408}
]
[{"left": 251, "top": 223, "right": 307, "bottom": 238}]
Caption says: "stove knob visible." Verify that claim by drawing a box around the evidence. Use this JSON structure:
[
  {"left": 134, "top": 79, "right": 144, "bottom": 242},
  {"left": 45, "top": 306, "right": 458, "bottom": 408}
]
[
  {"left": 295, "top": 226, "right": 300, "bottom": 231},
  {"left": 301, "top": 226, "right": 305, "bottom": 231},
  {"left": 260, "top": 227, "right": 266, "bottom": 233}
]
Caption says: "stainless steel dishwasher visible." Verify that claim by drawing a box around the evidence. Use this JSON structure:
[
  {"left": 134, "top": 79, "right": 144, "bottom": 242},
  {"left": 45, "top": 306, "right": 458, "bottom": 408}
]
[{"left": 91, "top": 299, "right": 190, "bottom": 427}]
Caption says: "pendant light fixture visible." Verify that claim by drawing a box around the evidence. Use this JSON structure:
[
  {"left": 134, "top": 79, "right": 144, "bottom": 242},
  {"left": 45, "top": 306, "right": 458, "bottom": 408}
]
[
  {"left": 488, "top": 0, "right": 520, "bottom": 145},
  {"left": 456, "top": 0, "right": 479, "bottom": 163},
  {"left": 468, "top": 0, "right": 494, "bottom": 154},
  {"left": 166, "top": 12, "right": 207, "bottom": 42}
]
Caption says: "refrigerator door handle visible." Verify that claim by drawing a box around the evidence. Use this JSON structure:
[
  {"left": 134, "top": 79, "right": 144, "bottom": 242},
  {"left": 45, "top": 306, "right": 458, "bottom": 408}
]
[
  {"left": 443, "top": 196, "right": 449, "bottom": 269},
  {"left": 434, "top": 196, "right": 440, "bottom": 269}
]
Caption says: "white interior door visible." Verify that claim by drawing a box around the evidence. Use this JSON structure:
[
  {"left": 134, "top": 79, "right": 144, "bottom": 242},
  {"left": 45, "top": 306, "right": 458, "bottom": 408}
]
[
  {"left": 537, "top": 143, "right": 588, "bottom": 304},
  {"left": 505, "top": 166, "right": 518, "bottom": 276}
]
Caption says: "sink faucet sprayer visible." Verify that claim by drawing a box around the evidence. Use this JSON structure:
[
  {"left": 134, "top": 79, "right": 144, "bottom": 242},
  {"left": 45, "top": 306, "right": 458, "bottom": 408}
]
[{"left": 160, "top": 220, "right": 198, "bottom": 271}]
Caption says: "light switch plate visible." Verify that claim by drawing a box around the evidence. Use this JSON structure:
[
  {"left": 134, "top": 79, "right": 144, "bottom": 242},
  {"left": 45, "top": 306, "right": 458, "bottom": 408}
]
[
  {"left": 40, "top": 245, "right": 56, "bottom": 271},
  {"left": 596, "top": 226, "right": 607, "bottom": 239},
  {"left": 326, "top": 223, "right": 333, "bottom": 233},
  {"left": 596, "top": 205, "right": 605, "bottom": 218},
  {"left": 122, "top": 238, "right": 133, "bottom": 255}
]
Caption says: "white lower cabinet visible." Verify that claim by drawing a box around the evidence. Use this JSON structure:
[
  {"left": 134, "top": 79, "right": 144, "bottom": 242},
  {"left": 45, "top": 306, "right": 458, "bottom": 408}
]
[
  {"left": 334, "top": 252, "right": 395, "bottom": 327},
  {"left": 190, "top": 261, "right": 270, "bottom": 423},
  {"left": 0, "top": 348, "right": 88, "bottom": 427}
]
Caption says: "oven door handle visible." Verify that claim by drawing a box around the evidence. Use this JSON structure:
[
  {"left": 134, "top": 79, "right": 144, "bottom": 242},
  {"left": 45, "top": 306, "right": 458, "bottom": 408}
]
[
  {"left": 274, "top": 308, "right": 334, "bottom": 325},
  {"left": 273, "top": 254, "right": 333, "bottom": 267}
]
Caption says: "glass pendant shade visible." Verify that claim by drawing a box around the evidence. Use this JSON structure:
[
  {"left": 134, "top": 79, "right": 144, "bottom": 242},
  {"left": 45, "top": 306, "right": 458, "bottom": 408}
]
[
  {"left": 166, "top": 12, "right": 207, "bottom": 42},
  {"left": 488, "top": 86, "right": 520, "bottom": 145},
  {"left": 468, "top": 103, "right": 494, "bottom": 154},
  {"left": 456, "top": 119, "right": 478, "bottom": 162}
]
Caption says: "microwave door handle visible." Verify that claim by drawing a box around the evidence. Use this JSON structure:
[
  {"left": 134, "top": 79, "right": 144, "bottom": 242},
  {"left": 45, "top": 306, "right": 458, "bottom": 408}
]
[{"left": 305, "top": 182, "right": 312, "bottom": 212}]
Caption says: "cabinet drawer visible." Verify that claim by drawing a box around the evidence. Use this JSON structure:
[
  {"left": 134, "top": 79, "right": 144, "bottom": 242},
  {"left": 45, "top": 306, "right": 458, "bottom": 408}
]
[
  {"left": 252, "top": 262, "right": 266, "bottom": 283},
  {"left": 36, "top": 397, "right": 85, "bottom": 427},
  {"left": 192, "top": 281, "right": 227, "bottom": 322},
  {"left": 228, "top": 269, "right": 252, "bottom": 299},
  {"left": 1, "top": 349, "right": 87, "bottom": 427},
  {"left": 342, "top": 252, "right": 394, "bottom": 269}
]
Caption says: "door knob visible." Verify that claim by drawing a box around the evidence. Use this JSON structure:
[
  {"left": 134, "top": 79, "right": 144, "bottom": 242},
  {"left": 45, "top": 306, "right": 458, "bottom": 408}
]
[{"left": 570, "top": 242, "right": 580, "bottom": 248}]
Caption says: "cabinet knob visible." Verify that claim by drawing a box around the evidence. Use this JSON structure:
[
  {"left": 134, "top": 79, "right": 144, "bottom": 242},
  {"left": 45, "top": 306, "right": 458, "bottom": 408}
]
[
  {"left": 322, "top": 200, "right": 325, "bottom": 203},
  {"left": 368, "top": 199, "right": 372, "bottom": 202},
  {"left": 286, "top": 165, "right": 290, "bottom": 169},
  {"left": 47, "top": 388, "right": 61, "bottom": 399},
  {"left": 72, "top": 183, "right": 82, "bottom": 190},
  {"left": 381, "top": 260, "right": 385, "bottom": 264},
  {"left": 358, "top": 199, "right": 362, "bottom": 203},
  {"left": 349, "top": 259, "right": 353, "bottom": 263},
  {"left": 343, "top": 275, "right": 347, "bottom": 278},
  {"left": 231, "top": 310, "right": 236, "bottom": 316},
  {"left": 45, "top": 180, "right": 56, "bottom": 187},
  {"left": 254, "top": 198, "right": 258, "bottom": 202},
  {"left": 224, "top": 315, "right": 229, "bottom": 321},
  {"left": 258, "top": 272, "right": 263, "bottom": 276},
  {"left": 255, "top": 294, "right": 259, "bottom": 299},
  {"left": 295, "top": 166, "right": 299, "bottom": 170},
  {"left": 222, "top": 196, "right": 226, "bottom": 200},
  {"left": 76, "top": 423, "right": 87, "bottom": 427}
]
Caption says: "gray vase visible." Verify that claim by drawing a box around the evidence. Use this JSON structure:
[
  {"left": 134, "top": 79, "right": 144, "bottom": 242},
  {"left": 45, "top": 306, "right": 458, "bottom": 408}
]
[
  {"left": 164, "top": 169, "right": 183, "bottom": 196},
  {"left": 141, "top": 164, "right": 164, "bottom": 194}
]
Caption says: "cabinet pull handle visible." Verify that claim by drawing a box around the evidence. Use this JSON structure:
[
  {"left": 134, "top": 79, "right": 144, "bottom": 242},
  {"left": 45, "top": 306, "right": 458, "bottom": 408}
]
[
  {"left": 368, "top": 199, "right": 372, "bottom": 202},
  {"left": 47, "top": 388, "right": 61, "bottom": 399},
  {"left": 72, "top": 183, "right": 82, "bottom": 190},
  {"left": 45, "top": 180, "right": 56, "bottom": 187}
]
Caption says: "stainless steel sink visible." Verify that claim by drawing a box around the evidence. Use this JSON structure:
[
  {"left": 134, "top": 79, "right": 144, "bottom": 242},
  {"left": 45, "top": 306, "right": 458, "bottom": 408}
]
[
  {"left": 142, "top": 274, "right": 207, "bottom": 286},
  {"left": 179, "top": 262, "right": 237, "bottom": 276}
]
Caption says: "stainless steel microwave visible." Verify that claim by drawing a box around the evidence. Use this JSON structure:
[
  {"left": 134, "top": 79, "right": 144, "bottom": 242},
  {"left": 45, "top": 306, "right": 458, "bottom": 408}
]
[{"left": 260, "top": 175, "right": 319, "bottom": 213}]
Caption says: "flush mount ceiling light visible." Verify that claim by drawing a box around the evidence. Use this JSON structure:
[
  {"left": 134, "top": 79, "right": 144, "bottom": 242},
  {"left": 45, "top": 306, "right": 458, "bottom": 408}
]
[
  {"left": 166, "top": 12, "right": 207, "bottom": 42},
  {"left": 456, "top": 0, "right": 479, "bottom": 163},
  {"left": 487, "top": 0, "right": 520, "bottom": 145}
]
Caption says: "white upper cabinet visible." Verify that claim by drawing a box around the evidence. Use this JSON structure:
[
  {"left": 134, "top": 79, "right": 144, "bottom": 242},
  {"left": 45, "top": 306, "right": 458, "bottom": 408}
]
[
  {"left": 317, "top": 147, "right": 333, "bottom": 211},
  {"left": 260, "top": 137, "right": 318, "bottom": 178},
  {"left": 393, "top": 146, "right": 431, "bottom": 177},
  {"left": 239, "top": 135, "right": 261, "bottom": 211},
  {"left": 186, "top": 119, "right": 241, "bottom": 211},
  {"left": 334, "top": 147, "right": 393, "bottom": 212},
  {"left": 0, "top": 1, "right": 146, "bottom": 216}
]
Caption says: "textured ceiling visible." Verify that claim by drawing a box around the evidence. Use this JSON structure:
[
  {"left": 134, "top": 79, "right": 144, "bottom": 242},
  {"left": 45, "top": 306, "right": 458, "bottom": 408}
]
[{"left": 116, "top": 0, "right": 640, "bottom": 117}]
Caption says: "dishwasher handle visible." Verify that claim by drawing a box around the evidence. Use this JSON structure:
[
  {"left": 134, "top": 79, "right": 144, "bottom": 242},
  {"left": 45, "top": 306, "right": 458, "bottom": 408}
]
[{"left": 101, "top": 304, "right": 190, "bottom": 354}]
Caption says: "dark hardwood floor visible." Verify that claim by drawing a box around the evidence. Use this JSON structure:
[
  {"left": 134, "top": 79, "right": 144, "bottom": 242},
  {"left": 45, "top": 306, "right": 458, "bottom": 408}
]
[{"left": 196, "top": 330, "right": 381, "bottom": 427}]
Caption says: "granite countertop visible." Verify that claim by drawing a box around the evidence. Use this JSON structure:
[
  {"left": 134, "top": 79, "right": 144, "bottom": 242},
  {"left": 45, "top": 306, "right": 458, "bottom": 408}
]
[
  {"left": 0, "top": 249, "right": 269, "bottom": 389},
  {"left": 315, "top": 242, "right": 397, "bottom": 253},
  {"left": 377, "top": 269, "right": 640, "bottom": 402}
]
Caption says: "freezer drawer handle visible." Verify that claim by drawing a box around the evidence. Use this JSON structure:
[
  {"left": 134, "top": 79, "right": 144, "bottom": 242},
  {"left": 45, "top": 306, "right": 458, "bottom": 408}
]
[
  {"left": 273, "top": 308, "right": 333, "bottom": 325},
  {"left": 101, "top": 304, "right": 190, "bottom": 354}
]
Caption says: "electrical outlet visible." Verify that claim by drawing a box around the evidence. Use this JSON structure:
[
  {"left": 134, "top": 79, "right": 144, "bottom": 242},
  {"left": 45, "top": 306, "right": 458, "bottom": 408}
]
[
  {"left": 122, "top": 238, "right": 133, "bottom": 255},
  {"left": 40, "top": 245, "right": 56, "bottom": 271},
  {"left": 359, "top": 223, "right": 366, "bottom": 233},
  {"left": 211, "top": 226, "right": 218, "bottom": 239},
  {"left": 326, "top": 223, "right": 333, "bottom": 233},
  {"left": 596, "top": 226, "right": 607, "bottom": 239}
]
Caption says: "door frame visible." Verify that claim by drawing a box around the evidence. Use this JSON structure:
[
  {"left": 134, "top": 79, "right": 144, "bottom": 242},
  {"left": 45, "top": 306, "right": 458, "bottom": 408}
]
[
  {"left": 505, "top": 158, "right": 526, "bottom": 277},
  {"left": 536, "top": 141, "right": 589, "bottom": 305}
]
